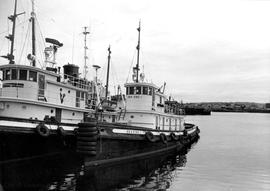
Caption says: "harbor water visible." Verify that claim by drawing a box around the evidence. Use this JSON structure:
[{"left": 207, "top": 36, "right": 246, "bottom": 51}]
[{"left": 1, "top": 112, "right": 270, "bottom": 191}]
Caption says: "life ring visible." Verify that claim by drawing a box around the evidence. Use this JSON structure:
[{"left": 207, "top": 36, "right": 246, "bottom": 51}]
[
  {"left": 160, "top": 133, "right": 167, "bottom": 144},
  {"left": 170, "top": 133, "right": 178, "bottom": 141},
  {"left": 36, "top": 123, "right": 50, "bottom": 137},
  {"left": 145, "top": 131, "right": 155, "bottom": 142},
  {"left": 57, "top": 126, "right": 66, "bottom": 137}
]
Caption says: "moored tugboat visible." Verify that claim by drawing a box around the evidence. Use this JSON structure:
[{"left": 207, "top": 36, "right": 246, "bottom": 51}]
[
  {"left": 0, "top": 0, "right": 200, "bottom": 167},
  {"left": 75, "top": 22, "right": 200, "bottom": 166}
]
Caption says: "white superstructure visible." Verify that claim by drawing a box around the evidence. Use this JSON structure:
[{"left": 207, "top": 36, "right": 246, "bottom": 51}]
[
  {"left": 0, "top": 64, "right": 94, "bottom": 124},
  {"left": 123, "top": 82, "right": 185, "bottom": 131}
]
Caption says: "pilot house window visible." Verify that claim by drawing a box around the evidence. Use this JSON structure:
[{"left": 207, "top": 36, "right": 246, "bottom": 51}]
[
  {"left": 11, "top": 69, "right": 18, "bottom": 80},
  {"left": 129, "top": 87, "right": 134, "bottom": 95},
  {"left": 143, "top": 86, "right": 148, "bottom": 95},
  {"left": 135, "top": 86, "right": 141, "bottom": 94},
  {"left": 5, "top": 70, "right": 11, "bottom": 80},
  {"left": 19, "top": 70, "right": 27, "bottom": 80},
  {"left": 29, "top": 71, "right": 37, "bottom": 82}
]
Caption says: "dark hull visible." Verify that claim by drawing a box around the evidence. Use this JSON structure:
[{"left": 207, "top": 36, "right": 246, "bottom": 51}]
[{"left": 0, "top": 121, "right": 200, "bottom": 167}]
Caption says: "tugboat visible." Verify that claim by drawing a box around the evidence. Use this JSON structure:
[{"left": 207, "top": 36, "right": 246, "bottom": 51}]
[
  {"left": 75, "top": 22, "right": 200, "bottom": 166},
  {"left": 0, "top": 0, "right": 200, "bottom": 166}
]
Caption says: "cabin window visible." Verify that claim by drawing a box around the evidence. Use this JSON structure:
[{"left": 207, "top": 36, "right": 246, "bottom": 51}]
[
  {"left": 81, "top": 92, "right": 85, "bottom": 99},
  {"left": 29, "top": 71, "right": 37, "bottom": 82},
  {"left": 143, "top": 86, "right": 148, "bottom": 95},
  {"left": 19, "top": 69, "right": 27, "bottom": 80},
  {"left": 129, "top": 86, "right": 134, "bottom": 95},
  {"left": 5, "top": 69, "right": 11, "bottom": 80},
  {"left": 11, "top": 69, "right": 18, "bottom": 80},
  {"left": 135, "top": 86, "right": 141, "bottom": 94}
]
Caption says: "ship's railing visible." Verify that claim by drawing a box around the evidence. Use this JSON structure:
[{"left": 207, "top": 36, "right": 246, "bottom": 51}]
[
  {"left": 62, "top": 73, "right": 93, "bottom": 90},
  {"left": 164, "top": 104, "right": 184, "bottom": 115}
]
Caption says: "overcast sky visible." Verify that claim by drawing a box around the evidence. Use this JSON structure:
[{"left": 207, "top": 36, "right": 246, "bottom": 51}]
[{"left": 0, "top": 0, "right": 270, "bottom": 103}]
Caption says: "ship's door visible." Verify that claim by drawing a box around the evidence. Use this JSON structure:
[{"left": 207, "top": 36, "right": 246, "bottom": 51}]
[
  {"left": 55, "top": 108, "right": 62, "bottom": 123},
  {"left": 38, "top": 74, "right": 45, "bottom": 98}
]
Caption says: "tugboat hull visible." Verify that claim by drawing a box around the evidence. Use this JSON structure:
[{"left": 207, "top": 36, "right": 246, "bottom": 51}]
[{"left": 0, "top": 121, "right": 200, "bottom": 166}]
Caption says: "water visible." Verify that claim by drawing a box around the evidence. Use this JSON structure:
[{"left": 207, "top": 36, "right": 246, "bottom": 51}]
[
  {"left": 180, "top": 112, "right": 270, "bottom": 191},
  {"left": 1, "top": 112, "right": 270, "bottom": 191}
]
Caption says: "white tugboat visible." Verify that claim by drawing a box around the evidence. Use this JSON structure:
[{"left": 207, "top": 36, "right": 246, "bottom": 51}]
[{"left": 0, "top": 0, "right": 200, "bottom": 165}]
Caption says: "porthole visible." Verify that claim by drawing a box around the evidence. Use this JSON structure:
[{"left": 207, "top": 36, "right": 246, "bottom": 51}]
[
  {"left": 72, "top": 112, "right": 75, "bottom": 116},
  {"left": 60, "top": 88, "right": 62, "bottom": 91},
  {"left": 68, "top": 90, "right": 70, "bottom": 93},
  {"left": 6, "top": 104, "right": 10, "bottom": 108},
  {"left": 51, "top": 109, "right": 54, "bottom": 113},
  {"left": 130, "top": 115, "right": 134, "bottom": 118},
  {"left": 22, "top": 105, "right": 26, "bottom": 109}
]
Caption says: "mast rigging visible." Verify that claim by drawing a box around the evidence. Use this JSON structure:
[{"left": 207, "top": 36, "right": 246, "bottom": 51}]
[
  {"left": 105, "top": 45, "right": 111, "bottom": 100},
  {"left": 134, "top": 21, "right": 141, "bottom": 83},
  {"left": 83, "top": 26, "right": 90, "bottom": 79},
  {"left": 31, "top": 0, "right": 36, "bottom": 67},
  {"left": 1, "top": 0, "right": 25, "bottom": 64}
]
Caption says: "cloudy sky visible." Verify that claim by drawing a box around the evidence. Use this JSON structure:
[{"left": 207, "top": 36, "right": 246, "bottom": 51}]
[{"left": 0, "top": 0, "right": 270, "bottom": 103}]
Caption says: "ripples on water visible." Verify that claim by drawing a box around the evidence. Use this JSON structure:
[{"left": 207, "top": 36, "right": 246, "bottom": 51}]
[{"left": 0, "top": 112, "right": 269, "bottom": 191}]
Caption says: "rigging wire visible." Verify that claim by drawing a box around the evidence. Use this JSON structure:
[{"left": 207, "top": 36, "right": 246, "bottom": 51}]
[
  {"left": 35, "top": 17, "right": 46, "bottom": 51},
  {"left": 110, "top": 60, "right": 121, "bottom": 96},
  {"left": 125, "top": 49, "right": 136, "bottom": 83},
  {"left": 18, "top": 22, "right": 30, "bottom": 65},
  {"left": 0, "top": 20, "right": 29, "bottom": 36},
  {"left": 36, "top": 17, "right": 47, "bottom": 68},
  {"left": 7, "top": 18, "right": 10, "bottom": 53}
]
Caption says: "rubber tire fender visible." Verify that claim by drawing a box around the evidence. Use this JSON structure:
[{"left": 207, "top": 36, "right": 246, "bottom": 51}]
[{"left": 36, "top": 123, "right": 50, "bottom": 137}]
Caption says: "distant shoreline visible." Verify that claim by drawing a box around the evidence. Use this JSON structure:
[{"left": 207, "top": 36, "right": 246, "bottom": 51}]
[{"left": 212, "top": 109, "right": 270, "bottom": 114}]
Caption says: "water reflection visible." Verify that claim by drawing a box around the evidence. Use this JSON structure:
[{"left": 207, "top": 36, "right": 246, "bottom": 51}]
[{"left": 0, "top": 140, "right": 199, "bottom": 191}]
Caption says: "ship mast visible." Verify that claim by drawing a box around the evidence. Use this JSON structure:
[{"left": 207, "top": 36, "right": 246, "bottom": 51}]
[
  {"left": 83, "top": 27, "right": 90, "bottom": 79},
  {"left": 134, "top": 21, "right": 141, "bottom": 83},
  {"left": 105, "top": 45, "right": 111, "bottom": 100},
  {"left": 1, "top": 0, "right": 25, "bottom": 64},
  {"left": 30, "top": 0, "right": 36, "bottom": 67}
]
